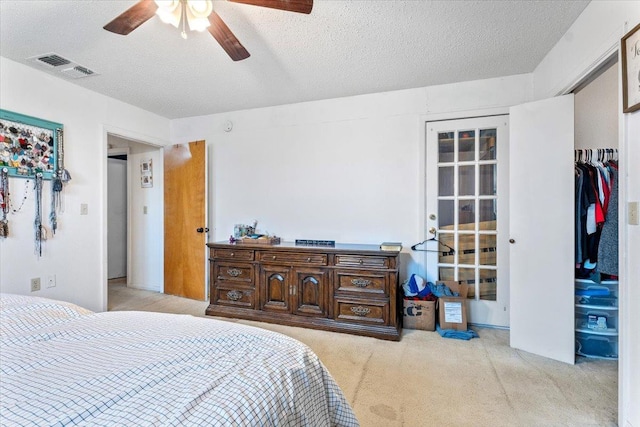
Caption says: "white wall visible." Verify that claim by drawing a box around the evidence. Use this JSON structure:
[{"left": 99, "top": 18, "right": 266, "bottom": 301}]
[
  {"left": 128, "top": 144, "right": 163, "bottom": 292},
  {"left": 172, "top": 74, "right": 531, "bottom": 282},
  {"left": 622, "top": 110, "right": 640, "bottom": 427},
  {"left": 533, "top": 1, "right": 639, "bottom": 99},
  {"left": 0, "top": 57, "right": 170, "bottom": 312},
  {"left": 575, "top": 62, "right": 618, "bottom": 150},
  {"left": 533, "top": 3, "right": 640, "bottom": 425}
]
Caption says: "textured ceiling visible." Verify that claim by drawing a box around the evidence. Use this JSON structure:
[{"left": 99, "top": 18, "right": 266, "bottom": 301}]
[{"left": 0, "top": 1, "right": 589, "bottom": 119}]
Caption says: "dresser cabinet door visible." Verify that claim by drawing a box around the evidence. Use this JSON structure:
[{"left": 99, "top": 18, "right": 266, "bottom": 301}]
[
  {"left": 292, "top": 268, "right": 328, "bottom": 317},
  {"left": 260, "top": 265, "right": 291, "bottom": 313}
]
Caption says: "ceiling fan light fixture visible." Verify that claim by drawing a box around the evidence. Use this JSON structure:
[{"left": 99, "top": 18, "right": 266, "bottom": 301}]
[
  {"left": 185, "top": 1, "right": 213, "bottom": 32},
  {"left": 155, "top": 0, "right": 182, "bottom": 27}
]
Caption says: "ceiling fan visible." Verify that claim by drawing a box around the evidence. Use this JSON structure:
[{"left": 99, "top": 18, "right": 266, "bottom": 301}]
[{"left": 103, "top": 0, "right": 313, "bottom": 61}]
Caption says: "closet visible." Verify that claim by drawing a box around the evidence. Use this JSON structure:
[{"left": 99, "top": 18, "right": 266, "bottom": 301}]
[
  {"left": 574, "top": 148, "right": 619, "bottom": 359},
  {"left": 573, "top": 60, "right": 619, "bottom": 361}
]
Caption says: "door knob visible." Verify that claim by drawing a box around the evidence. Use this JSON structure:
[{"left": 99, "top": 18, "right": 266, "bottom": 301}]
[
  {"left": 197, "top": 227, "right": 210, "bottom": 233},
  {"left": 509, "top": 239, "right": 515, "bottom": 244}
]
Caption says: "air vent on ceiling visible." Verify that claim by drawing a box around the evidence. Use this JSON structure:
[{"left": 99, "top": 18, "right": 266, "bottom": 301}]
[
  {"left": 27, "top": 53, "right": 98, "bottom": 79},
  {"left": 32, "top": 53, "right": 71, "bottom": 68},
  {"left": 61, "top": 66, "right": 96, "bottom": 79}
]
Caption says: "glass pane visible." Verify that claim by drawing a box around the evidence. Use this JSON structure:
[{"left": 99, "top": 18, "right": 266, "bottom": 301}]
[
  {"left": 458, "top": 200, "right": 475, "bottom": 229},
  {"left": 459, "top": 165, "right": 475, "bottom": 196},
  {"left": 438, "top": 132, "right": 454, "bottom": 163},
  {"left": 458, "top": 130, "right": 475, "bottom": 161},
  {"left": 479, "top": 269, "right": 497, "bottom": 301},
  {"left": 479, "top": 129, "right": 496, "bottom": 160},
  {"left": 439, "top": 267, "right": 455, "bottom": 282},
  {"left": 479, "top": 199, "right": 497, "bottom": 229},
  {"left": 458, "top": 234, "right": 476, "bottom": 265},
  {"left": 459, "top": 267, "right": 476, "bottom": 299},
  {"left": 439, "top": 200, "right": 454, "bottom": 230},
  {"left": 479, "top": 234, "right": 497, "bottom": 266},
  {"left": 439, "top": 166, "right": 454, "bottom": 196},
  {"left": 437, "top": 233, "right": 455, "bottom": 264},
  {"left": 479, "top": 164, "right": 496, "bottom": 195}
]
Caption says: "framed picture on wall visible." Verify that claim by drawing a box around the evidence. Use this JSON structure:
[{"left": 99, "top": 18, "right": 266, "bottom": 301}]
[{"left": 622, "top": 22, "right": 640, "bottom": 113}]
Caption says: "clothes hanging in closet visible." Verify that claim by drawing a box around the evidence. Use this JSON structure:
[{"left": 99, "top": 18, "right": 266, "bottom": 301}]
[{"left": 574, "top": 149, "right": 618, "bottom": 279}]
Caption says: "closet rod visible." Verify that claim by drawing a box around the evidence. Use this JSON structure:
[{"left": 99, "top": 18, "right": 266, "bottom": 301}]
[{"left": 574, "top": 148, "right": 618, "bottom": 163}]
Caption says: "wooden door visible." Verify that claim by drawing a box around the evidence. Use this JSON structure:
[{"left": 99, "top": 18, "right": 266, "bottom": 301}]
[
  {"left": 509, "top": 95, "right": 575, "bottom": 364},
  {"left": 260, "top": 265, "right": 291, "bottom": 313},
  {"left": 164, "top": 140, "right": 207, "bottom": 300},
  {"left": 292, "top": 268, "right": 328, "bottom": 317}
]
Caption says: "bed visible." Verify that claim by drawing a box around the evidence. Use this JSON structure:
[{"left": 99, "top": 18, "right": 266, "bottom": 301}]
[{"left": 0, "top": 294, "right": 359, "bottom": 426}]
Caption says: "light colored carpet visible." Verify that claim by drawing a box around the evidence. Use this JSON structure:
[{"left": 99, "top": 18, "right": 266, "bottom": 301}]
[{"left": 109, "top": 281, "right": 618, "bottom": 427}]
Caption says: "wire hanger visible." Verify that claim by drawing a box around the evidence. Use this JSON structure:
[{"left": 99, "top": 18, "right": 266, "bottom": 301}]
[{"left": 411, "top": 227, "right": 456, "bottom": 253}]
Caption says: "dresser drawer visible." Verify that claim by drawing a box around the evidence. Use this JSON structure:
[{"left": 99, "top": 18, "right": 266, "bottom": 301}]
[
  {"left": 334, "top": 254, "right": 392, "bottom": 269},
  {"left": 334, "top": 298, "right": 388, "bottom": 325},
  {"left": 214, "top": 262, "right": 254, "bottom": 284},
  {"left": 212, "top": 248, "right": 254, "bottom": 261},
  {"left": 213, "top": 285, "right": 256, "bottom": 309},
  {"left": 334, "top": 270, "right": 388, "bottom": 296},
  {"left": 257, "top": 251, "right": 328, "bottom": 266}
]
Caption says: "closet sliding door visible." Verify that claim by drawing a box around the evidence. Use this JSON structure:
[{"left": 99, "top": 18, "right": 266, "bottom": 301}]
[{"left": 509, "top": 95, "right": 575, "bottom": 364}]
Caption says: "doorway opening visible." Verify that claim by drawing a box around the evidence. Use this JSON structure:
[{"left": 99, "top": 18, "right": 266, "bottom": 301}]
[{"left": 106, "top": 133, "right": 163, "bottom": 310}]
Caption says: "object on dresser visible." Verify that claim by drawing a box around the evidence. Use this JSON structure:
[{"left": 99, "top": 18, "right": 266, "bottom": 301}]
[
  {"left": 235, "top": 235, "right": 281, "bottom": 245},
  {"left": 380, "top": 242, "right": 402, "bottom": 251},
  {"left": 295, "top": 239, "right": 336, "bottom": 246}
]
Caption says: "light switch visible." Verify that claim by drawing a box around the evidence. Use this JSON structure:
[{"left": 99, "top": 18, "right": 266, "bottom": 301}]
[
  {"left": 143, "top": 206, "right": 148, "bottom": 215},
  {"left": 629, "top": 201, "right": 639, "bottom": 226},
  {"left": 80, "top": 203, "right": 88, "bottom": 215}
]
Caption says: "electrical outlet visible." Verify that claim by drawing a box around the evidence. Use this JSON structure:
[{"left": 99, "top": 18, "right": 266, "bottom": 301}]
[
  {"left": 30, "top": 278, "right": 41, "bottom": 292},
  {"left": 47, "top": 275, "right": 56, "bottom": 288}
]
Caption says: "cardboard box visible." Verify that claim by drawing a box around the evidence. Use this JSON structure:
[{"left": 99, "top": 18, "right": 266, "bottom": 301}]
[
  {"left": 436, "top": 280, "right": 469, "bottom": 331},
  {"left": 403, "top": 299, "right": 436, "bottom": 331}
]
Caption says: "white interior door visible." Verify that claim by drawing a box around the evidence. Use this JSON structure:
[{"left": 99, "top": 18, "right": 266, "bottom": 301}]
[
  {"left": 107, "top": 157, "right": 127, "bottom": 279},
  {"left": 509, "top": 95, "right": 575, "bottom": 364},
  {"left": 425, "top": 115, "right": 510, "bottom": 327}
]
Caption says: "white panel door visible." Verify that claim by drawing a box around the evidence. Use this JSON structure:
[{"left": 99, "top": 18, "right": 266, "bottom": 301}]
[{"left": 509, "top": 95, "right": 575, "bottom": 364}]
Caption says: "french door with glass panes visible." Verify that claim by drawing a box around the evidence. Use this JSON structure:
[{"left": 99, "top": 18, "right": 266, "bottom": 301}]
[{"left": 425, "top": 116, "right": 509, "bottom": 327}]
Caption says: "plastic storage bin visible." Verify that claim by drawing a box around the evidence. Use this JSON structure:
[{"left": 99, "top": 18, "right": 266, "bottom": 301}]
[{"left": 575, "top": 331, "right": 618, "bottom": 359}]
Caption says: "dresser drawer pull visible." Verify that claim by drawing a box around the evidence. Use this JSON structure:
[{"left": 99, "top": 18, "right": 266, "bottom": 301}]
[
  {"left": 272, "top": 255, "right": 277, "bottom": 260},
  {"left": 359, "top": 259, "right": 364, "bottom": 265},
  {"left": 307, "top": 257, "right": 311, "bottom": 262},
  {"left": 351, "top": 278, "right": 371, "bottom": 288},
  {"left": 226, "top": 290, "right": 242, "bottom": 301},
  {"left": 230, "top": 252, "right": 235, "bottom": 257},
  {"left": 350, "top": 306, "right": 371, "bottom": 316},
  {"left": 227, "top": 268, "right": 242, "bottom": 277}
]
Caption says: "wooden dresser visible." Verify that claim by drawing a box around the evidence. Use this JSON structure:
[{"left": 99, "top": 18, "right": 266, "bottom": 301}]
[{"left": 206, "top": 242, "right": 401, "bottom": 340}]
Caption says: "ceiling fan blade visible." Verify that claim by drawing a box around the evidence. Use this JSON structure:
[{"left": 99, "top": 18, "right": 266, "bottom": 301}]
[
  {"left": 103, "top": 0, "right": 158, "bottom": 35},
  {"left": 228, "top": 0, "right": 313, "bottom": 14},
  {"left": 208, "top": 12, "right": 250, "bottom": 61}
]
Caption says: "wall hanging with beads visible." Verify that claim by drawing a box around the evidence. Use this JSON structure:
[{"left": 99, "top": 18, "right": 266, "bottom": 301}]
[
  {"left": 0, "top": 109, "right": 61, "bottom": 179},
  {"left": 0, "top": 109, "right": 71, "bottom": 254}
]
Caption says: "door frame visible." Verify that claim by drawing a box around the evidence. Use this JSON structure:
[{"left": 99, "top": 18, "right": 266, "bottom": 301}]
[{"left": 100, "top": 126, "right": 169, "bottom": 311}]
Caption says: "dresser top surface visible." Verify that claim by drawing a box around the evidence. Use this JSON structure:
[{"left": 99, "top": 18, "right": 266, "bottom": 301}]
[{"left": 208, "top": 241, "right": 400, "bottom": 255}]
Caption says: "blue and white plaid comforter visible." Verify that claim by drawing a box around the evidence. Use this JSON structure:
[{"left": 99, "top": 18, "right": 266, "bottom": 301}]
[{"left": 0, "top": 294, "right": 359, "bottom": 427}]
